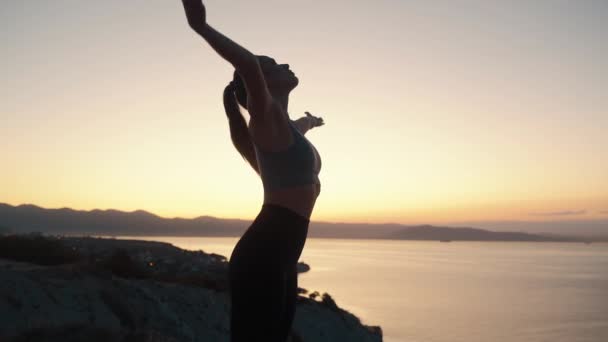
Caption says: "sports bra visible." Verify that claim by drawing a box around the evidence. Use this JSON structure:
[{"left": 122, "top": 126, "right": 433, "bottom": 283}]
[{"left": 253, "top": 120, "right": 321, "bottom": 191}]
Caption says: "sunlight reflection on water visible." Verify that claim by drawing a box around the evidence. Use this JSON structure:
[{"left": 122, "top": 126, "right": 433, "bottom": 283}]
[{"left": 113, "top": 236, "right": 608, "bottom": 342}]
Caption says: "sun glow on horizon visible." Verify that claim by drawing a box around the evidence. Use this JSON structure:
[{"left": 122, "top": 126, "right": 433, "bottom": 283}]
[{"left": 1, "top": 1, "right": 607, "bottom": 229}]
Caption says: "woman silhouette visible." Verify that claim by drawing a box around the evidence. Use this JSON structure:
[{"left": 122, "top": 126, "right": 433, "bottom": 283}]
[{"left": 181, "top": 1, "right": 324, "bottom": 341}]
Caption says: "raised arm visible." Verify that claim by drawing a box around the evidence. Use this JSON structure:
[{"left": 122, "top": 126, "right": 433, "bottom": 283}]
[
  {"left": 224, "top": 82, "right": 260, "bottom": 174},
  {"left": 181, "top": 0, "right": 272, "bottom": 118},
  {"left": 291, "top": 111, "right": 325, "bottom": 135}
]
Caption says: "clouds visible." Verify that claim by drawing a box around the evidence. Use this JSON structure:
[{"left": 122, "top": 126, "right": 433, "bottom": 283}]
[
  {"left": 528, "top": 210, "right": 608, "bottom": 217},
  {"left": 529, "top": 210, "right": 587, "bottom": 216}
]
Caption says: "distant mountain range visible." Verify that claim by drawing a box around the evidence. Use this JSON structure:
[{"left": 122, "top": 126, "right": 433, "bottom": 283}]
[{"left": 0, "top": 203, "right": 599, "bottom": 242}]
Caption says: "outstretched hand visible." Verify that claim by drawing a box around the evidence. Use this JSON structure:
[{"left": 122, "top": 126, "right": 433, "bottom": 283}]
[
  {"left": 305, "top": 111, "right": 325, "bottom": 128},
  {"left": 182, "top": 0, "right": 206, "bottom": 33}
]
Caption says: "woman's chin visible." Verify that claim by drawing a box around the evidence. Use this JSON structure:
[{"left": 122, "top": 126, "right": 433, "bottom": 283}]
[{"left": 290, "top": 77, "right": 299, "bottom": 88}]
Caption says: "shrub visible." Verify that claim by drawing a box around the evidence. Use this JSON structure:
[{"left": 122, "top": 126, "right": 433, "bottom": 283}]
[
  {"left": 0, "top": 234, "right": 81, "bottom": 265},
  {"left": 100, "top": 248, "right": 149, "bottom": 279}
]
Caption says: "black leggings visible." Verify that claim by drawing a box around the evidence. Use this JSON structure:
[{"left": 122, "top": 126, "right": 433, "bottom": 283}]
[{"left": 228, "top": 204, "right": 309, "bottom": 342}]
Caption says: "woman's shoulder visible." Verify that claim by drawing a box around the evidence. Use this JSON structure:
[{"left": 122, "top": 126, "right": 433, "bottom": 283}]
[{"left": 248, "top": 103, "right": 295, "bottom": 152}]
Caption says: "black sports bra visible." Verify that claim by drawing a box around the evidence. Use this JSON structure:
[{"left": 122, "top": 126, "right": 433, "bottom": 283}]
[{"left": 253, "top": 121, "right": 321, "bottom": 191}]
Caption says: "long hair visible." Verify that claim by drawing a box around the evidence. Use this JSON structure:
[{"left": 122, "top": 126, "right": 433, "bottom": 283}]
[{"left": 225, "top": 70, "right": 258, "bottom": 173}]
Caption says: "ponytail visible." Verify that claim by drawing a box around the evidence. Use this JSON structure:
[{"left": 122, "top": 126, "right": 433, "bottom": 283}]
[{"left": 232, "top": 70, "right": 248, "bottom": 109}]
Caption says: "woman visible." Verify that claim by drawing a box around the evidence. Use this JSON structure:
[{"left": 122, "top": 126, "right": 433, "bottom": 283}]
[{"left": 181, "top": 1, "right": 324, "bottom": 341}]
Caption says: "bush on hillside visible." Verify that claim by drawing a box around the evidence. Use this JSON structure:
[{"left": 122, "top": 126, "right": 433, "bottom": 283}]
[{"left": 0, "top": 234, "right": 81, "bottom": 265}]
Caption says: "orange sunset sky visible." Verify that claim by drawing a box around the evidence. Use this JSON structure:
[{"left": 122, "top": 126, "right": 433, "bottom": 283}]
[{"left": 1, "top": 1, "right": 607, "bottom": 227}]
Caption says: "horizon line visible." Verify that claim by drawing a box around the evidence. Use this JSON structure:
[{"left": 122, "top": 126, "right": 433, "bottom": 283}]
[{"left": 2, "top": 201, "right": 607, "bottom": 227}]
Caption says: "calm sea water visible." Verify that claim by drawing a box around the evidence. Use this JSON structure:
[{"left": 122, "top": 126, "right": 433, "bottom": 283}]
[{"left": 114, "top": 236, "right": 608, "bottom": 342}]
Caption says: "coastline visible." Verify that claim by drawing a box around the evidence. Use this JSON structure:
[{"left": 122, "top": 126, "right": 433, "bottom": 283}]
[{"left": 0, "top": 233, "right": 382, "bottom": 342}]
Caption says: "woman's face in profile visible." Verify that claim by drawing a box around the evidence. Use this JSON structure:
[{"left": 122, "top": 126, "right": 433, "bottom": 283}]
[{"left": 258, "top": 56, "right": 299, "bottom": 91}]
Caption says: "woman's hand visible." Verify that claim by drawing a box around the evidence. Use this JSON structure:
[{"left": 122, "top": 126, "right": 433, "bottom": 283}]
[
  {"left": 181, "top": 0, "right": 206, "bottom": 33},
  {"left": 305, "top": 111, "right": 325, "bottom": 128}
]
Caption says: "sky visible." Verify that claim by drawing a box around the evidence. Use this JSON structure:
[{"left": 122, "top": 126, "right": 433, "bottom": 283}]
[{"left": 1, "top": 1, "right": 607, "bottom": 229}]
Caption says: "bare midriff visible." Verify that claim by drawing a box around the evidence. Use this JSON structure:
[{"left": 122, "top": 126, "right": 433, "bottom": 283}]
[{"left": 263, "top": 183, "right": 321, "bottom": 219}]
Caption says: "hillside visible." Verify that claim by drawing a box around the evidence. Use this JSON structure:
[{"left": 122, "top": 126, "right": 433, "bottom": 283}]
[{"left": 0, "top": 203, "right": 589, "bottom": 242}]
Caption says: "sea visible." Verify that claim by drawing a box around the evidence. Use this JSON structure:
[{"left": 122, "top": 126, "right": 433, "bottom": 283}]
[{"left": 112, "top": 236, "right": 608, "bottom": 342}]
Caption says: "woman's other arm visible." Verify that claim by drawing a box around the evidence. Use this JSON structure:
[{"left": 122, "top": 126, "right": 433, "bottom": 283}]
[
  {"left": 181, "top": 0, "right": 272, "bottom": 118},
  {"left": 291, "top": 111, "right": 325, "bottom": 135},
  {"left": 224, "top": 83, "right": 260, "bottom": 174}
]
